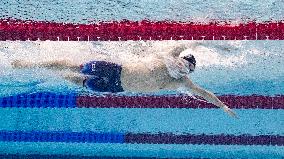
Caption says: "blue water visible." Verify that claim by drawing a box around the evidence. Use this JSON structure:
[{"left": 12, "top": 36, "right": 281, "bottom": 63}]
[
  {"left": 0, "top": 0, "right": 284, "bottom": 158},
  {"left": 0, "top": 41, "right": 284, "bottom": 97},
  {"left": 0, "top": 41, "right": 283, "bottom": 158},
  {"left": 1, "top": 0, "right": 284, "bottom": 23}
]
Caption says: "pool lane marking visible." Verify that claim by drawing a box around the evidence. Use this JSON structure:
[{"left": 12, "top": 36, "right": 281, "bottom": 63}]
[
  {"left": 0, "top": 130, "right": 282, "bottom": 146},
  {"left": 76, "top": 95, "right": 284, "bottom": 109},
  {"left": 0, "top": 92, "right": 283, "bottom": 109},
  {"left": 0, "top": 19, "right": 283, "bottom": 41}
]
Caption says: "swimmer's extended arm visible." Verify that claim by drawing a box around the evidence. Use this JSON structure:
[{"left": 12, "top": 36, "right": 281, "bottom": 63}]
[
  {"left": 168, "top": 45, "right": 187, "bottom": 57},
  {"left": 37, "top": 60, "right": 80, "bottom": 71},
  {"left": 12, "top": 60, "right": 80, "bottom": 72},
  {"left": 185, "top": 77, "right": 238, "bottom": 118}
]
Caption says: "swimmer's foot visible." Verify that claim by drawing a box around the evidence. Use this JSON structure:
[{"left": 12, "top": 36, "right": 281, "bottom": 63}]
[{"left": 11, "top": 60, "right": 31, "bottom": 68}]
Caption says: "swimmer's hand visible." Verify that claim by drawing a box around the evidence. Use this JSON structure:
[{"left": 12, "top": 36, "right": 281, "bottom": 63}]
[
  {"left": 185, "top": 76, "right": 239, "bottom": 119},
  {"left": 222, "top": 105, "right": 239, "bottom": 119}
]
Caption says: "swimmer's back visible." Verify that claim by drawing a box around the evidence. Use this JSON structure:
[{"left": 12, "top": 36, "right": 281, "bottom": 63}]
[{"left": 120, "top": 60, "right": 184, "bottom": 93}]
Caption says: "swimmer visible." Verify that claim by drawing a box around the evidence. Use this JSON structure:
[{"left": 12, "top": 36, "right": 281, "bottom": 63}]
[{"left": 11, "top": 46, "right": 237, "bottom": 118}]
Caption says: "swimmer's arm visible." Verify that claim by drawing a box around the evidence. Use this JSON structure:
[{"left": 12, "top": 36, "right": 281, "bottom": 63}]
[
  {"left": 168, "top": 45, "right": 187, "bottom": 57},
  {"left": 12, "top": 60, "right": 80, "bottom": 72},
  {"left": 63, "top": 72, "right": 85, "bottom": 85},
  {"left": 38, "top": 60, "right": 80, "bottom": 71},
  {"left": 185, "top": 77, "right": 238, "bottom": 118}
]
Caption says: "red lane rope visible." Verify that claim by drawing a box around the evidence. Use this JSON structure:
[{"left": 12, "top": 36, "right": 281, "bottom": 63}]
[
  {"left": 76, "top": 95, "right": 284, "bottom": 109},
  {"left": 1, "top": 92, "right": 283, "bottom": 109},
  {"left": 0, "top": 19, "right": 283, "bottom": 41}
]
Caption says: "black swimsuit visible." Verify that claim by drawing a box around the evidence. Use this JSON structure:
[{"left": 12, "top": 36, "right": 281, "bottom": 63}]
[{"left": 80, "top": 61, "right": 124, "bottom": 93}]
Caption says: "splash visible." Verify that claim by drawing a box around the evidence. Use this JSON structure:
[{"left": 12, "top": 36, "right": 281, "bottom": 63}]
[
  {"left": 0, "top": 40, "right": 284, "bottom": 96},
  {"left": 0, "top": 40, "right": 282, "bottom": 70}
]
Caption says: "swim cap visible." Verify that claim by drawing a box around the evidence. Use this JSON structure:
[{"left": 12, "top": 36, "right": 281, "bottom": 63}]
[{"left": 182, "top": 54, "right": 196, "bottom": 67}]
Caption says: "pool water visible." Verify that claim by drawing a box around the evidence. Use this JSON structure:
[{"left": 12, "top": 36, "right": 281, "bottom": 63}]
[
  {"left": 1, "top": 0, "right": 284, "bottom": 23},
  {"left": 0, "top": 41, "right": 284, "bottom": 97},
  {"left": 0, "top": 41, "right": 283, "bottom": 158},
  {"left": 0, "top": 0, "right": 284, "bottom": 158}
]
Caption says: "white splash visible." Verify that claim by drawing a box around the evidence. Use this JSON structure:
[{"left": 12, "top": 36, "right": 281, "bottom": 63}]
[{"left": 0, "top": 40, "right": 282, "bottom": 72}]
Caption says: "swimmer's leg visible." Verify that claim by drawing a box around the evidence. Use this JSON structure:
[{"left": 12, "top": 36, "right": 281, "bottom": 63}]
[
  {"left": 62, "top": 72, "right": 85, "bottom": 86},
  {"left": 11, "top": 60, "right": 80, "bottom": 72}
]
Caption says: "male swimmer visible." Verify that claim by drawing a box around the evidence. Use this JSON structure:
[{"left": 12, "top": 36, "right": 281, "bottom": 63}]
[{"left": 12, "top": 46, "right": 237, "bottom": 118}]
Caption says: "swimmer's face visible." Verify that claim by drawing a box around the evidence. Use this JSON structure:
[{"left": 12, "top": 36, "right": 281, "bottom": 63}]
[{"left": 182, "top": 54, "right": 196, "bottom": 73}]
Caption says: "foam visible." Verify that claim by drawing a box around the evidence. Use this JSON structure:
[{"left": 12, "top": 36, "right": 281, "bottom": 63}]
[{"left": 0, "top": 41, "right": 283, "bottom": 81}]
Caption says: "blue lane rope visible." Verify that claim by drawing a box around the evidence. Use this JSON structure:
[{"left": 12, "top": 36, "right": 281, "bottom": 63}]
[
  {"left": 0, "top": 131, "right": 124, "bottom": 143},
  {"left": 0, "top": 92, "right": 76, "bottom": 108},
  {"left": 0, "top": 130, "right": 282, "bottom": 146}
]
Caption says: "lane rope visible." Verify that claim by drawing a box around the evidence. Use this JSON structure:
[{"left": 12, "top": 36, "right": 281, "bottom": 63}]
[
  {"left": 0, "top": 130, "right": 282, "bottom": 146},
  {"left": 0, "top": 19, "right": 283, "bottom": 41},
  {"left": 0, "top": 92, "right": 283, "bottom": 109}
]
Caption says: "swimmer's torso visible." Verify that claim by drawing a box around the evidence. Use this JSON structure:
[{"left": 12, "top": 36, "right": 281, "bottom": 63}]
[{"left": 120, "top": 59, "right": 184, "bottom": 93}]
